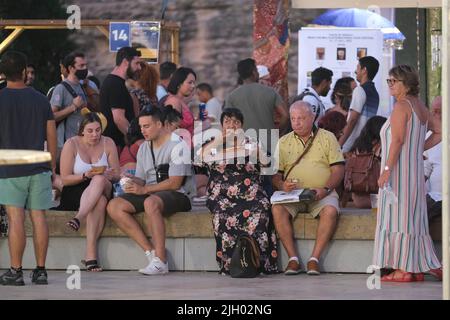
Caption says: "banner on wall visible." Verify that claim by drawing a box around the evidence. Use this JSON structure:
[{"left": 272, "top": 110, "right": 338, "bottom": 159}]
[
  {"left": 298, "top": 27, "right": 384, "bottom": 109},
  {"left": 131, "top": 21, "right": 161, "bottom": 64}
]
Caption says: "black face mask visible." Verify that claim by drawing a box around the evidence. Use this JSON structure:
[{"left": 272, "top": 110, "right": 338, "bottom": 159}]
[{"left": 75, "top": 69, "right": 88, "bottom": 80}]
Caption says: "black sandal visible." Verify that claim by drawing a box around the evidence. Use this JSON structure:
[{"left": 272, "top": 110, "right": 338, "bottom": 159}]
[
  {"left": 82, "top": 259, "right": 103, "bottom": 272},
  {"left": 66, "top": 218, "right": 80, "bottom": 231}
]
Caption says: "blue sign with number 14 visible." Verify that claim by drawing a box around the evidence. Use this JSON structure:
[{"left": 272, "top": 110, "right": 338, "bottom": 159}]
[{"left": 109, "top": 22, "right": 131, "bottom": 52}]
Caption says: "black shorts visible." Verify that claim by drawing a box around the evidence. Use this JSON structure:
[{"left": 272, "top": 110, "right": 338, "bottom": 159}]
[
  {"left": 57, "top": 180, "right": 91, "bottom": 211},
  {"left": 57, "top": 179, "right": 113, "bottom": 211},
  {"left": 119, "top": 191, "right": 191, "bottom": 216}
]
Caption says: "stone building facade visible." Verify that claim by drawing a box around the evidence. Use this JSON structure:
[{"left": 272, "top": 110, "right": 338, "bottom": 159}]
[{"left": 63, "top": 0, "right": 322, "bottom": 101}]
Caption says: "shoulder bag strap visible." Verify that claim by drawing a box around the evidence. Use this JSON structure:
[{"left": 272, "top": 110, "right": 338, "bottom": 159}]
[
  {"left": 283, "top": 128, "right": 319, "bottom": 181},
  {"left": 150, "top": 140, "right": 156, "bottom": 168},
  {"left": 61, "top": 81, "right": 78, "bottom": 98}
]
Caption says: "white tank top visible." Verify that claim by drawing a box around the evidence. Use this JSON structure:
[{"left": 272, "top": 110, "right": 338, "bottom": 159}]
[{"left": 73, "top": 137, "right": 109, "bottom": 175}]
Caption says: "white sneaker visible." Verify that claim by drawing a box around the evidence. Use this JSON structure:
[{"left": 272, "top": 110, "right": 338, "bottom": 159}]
[
  {"left": 145, "top": 250, "right": 155, "bottom": 263},
  {"left": 192, "top": 195, "right": 208, "bottom": 205},
  {"left": 139, "top": 257, "right": 169, "bottom": 275}
]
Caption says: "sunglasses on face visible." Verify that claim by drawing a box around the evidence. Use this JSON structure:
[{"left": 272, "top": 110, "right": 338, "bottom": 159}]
[{"left": 386, "top": 78, "right": 403, "bottom": 86}]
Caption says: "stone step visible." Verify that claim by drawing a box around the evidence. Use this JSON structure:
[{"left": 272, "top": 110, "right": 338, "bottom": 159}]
[
  {"left": 0, "top": 208, "right": 442, "bottom": 272},
  {"left": 19, "top": 207, "right": 442, "bottom": 240}
]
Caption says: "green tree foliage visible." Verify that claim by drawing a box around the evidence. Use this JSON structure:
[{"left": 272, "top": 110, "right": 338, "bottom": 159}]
[{"left": 0, "top": 0, "right": 76, "bottom": 93}]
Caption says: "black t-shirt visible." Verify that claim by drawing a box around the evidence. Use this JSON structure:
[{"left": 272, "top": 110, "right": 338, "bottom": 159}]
[
  {"left": 0, "top": 87, "right": 54, "bottom": 178},
  {"left": 100, "top": 74, "right": 134, "bottom": 148}
]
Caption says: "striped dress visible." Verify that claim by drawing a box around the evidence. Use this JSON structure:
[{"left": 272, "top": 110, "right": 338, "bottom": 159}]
[{"left": 373, "top": 100, "right": 441, "bottom": 272}]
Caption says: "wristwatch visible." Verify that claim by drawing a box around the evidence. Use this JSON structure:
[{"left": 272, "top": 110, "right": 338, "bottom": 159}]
[{"left": 324, "top": 187, "right": 332, "bottom": 195}]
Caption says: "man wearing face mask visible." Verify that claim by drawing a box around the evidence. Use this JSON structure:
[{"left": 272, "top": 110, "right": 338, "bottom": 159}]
[
  {"left": 50, "top": 52, "right": 89, "bottom": 155},
  {"left": 100, "top": 47, "right": 142, "bottom": 151}
]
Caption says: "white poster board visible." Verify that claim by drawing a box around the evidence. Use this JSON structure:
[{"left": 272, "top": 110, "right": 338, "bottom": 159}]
[{"left": 298, "top": 28, "right": 384, "bottom": 111}]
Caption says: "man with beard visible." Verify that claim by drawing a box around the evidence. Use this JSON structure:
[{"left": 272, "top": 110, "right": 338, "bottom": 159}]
[
  {"left": 50, "top": 52, "right": 90, "bottom": 154},
  {"left": 339, "top": 56, "right": 380, "bottom": 153},
  {"left": 25, "top": 64, "right": 36, "bottom": 87},
  {"left": 295, "top": 67, "right": 333, "bottom": 127},
  {"left": 100, "top": 47, "right": 142, "bottom": 150}
]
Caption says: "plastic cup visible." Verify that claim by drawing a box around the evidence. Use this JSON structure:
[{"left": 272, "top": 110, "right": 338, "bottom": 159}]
[{"left": 370, "top": 194, "right": 378, "bottom": 209}]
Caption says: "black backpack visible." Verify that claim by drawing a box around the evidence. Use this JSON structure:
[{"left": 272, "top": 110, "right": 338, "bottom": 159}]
[
  {"left": 229, "top": 234, "right": 260, "bottom": 278},
  {"left": 283, "top": 89, "right": 323, "bottom": 135},
  {"left": 292, "top": 89, "right": 322, "bottom": 122}
]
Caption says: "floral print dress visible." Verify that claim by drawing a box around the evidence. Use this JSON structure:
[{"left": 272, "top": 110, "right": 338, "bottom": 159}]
[{"left": 205, "top": 158, "right": 278, "bottom": 274}]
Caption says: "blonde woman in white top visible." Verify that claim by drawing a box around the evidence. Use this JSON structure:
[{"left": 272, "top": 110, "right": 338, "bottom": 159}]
[{"left": 60, "top": 113, "right": 119, "bottom": 271}]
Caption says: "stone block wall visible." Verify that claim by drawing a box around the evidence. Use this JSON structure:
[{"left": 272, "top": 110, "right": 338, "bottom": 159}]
[{"left": 63, "top": 0, "right": 323, "bottom": 101}]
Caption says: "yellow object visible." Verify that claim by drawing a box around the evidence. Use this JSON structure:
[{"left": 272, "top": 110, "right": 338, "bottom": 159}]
[
  {"left": 0, "top": 150, "right": 51, "bottom": 166},
  {"left": 81, "top": 108, "right": 108, "bottom": 133},
  {"left": 276, "top": 129, "right": 344, "bottom": 189}
]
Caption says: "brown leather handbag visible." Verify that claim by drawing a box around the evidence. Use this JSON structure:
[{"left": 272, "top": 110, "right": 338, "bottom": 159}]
[
  {"left": 81, "top": 81, "right": 101, "bottom": 112},
  {"left": 343, "top": 150, "right": 381, "bottom": 194}
]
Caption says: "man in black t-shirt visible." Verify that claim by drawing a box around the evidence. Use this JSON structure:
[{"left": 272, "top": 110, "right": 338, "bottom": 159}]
[
  {"left": 100, "top": 47, "right": 142, "bottom": 149},
  {"left": 0, "top": 51, "right": 57, "bottom": 286}
]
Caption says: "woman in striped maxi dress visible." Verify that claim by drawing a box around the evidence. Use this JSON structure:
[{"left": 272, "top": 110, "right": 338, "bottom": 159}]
[{"left": 374, "top": 65, "right": 442, "bottom": 282}]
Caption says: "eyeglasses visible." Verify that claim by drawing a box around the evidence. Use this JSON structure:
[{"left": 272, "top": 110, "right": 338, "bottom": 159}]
[{"left": 386, "top": 78, "right": 403, "bottom": 86}]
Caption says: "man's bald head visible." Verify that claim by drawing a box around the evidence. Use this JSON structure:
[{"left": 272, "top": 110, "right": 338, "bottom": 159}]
[
  {"left": 289, "top": 100, "right": 314, "bottom": 117},
  {"left": 289, "top": 101, "right": 315, "bottom": 138}
]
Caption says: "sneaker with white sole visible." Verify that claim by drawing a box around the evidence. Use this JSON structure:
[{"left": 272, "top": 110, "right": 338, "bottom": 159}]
[
  {"left": 192, "top": 195, "right": 208, "bottom": 206},
  {"left": 139, "top": 257, "right": 169, "bottom": 275},
  {"left": 145, "top": 250, "right": 155, "bottom": 264},
  {"left": 306, "top": 259, "right": 320, "bottom": 275},
  {"left": 284, "top": 260, "right": 302, "bottom": 275}
]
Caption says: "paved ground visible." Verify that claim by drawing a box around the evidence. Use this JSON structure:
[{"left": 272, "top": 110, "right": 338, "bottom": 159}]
[{"left": 0, "top": 270, "right": 443, "bottom": 300}]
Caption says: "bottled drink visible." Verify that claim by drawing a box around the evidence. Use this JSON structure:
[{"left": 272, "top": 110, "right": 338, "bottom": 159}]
[{"left": 199, "top": 103, "right": 206, "bottom": 121}]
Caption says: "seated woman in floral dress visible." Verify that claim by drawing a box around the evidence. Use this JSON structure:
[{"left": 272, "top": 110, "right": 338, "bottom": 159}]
[{"left": 199, "top": 108, "right": 278, "bottom": 275}]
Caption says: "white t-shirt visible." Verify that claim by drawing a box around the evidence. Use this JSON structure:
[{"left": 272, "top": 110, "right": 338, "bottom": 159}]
[
  {"left": 301, "top": 87, "right": 325, "bottom": 127},
  {"left": 342, "top": 86, "right": 367, "bottom": 153},
  {"left": 424, "top": 132, "right": 442, "bottom": 202},
  {"left": 157, "top": 85, "right": 168, "bottom": 101},
  {"left": 206, "top": 97, "right": 222, "bottom": 123}
]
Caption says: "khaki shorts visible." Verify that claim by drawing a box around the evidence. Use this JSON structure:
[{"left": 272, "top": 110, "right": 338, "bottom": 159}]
[{"left": 282, "top": 190, "right": 340, "bottom": 219}]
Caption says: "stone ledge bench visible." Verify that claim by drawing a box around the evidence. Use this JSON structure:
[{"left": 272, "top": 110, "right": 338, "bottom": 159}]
[{"left": 0, "top": 207, "right": 442, "bottom": 273}]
